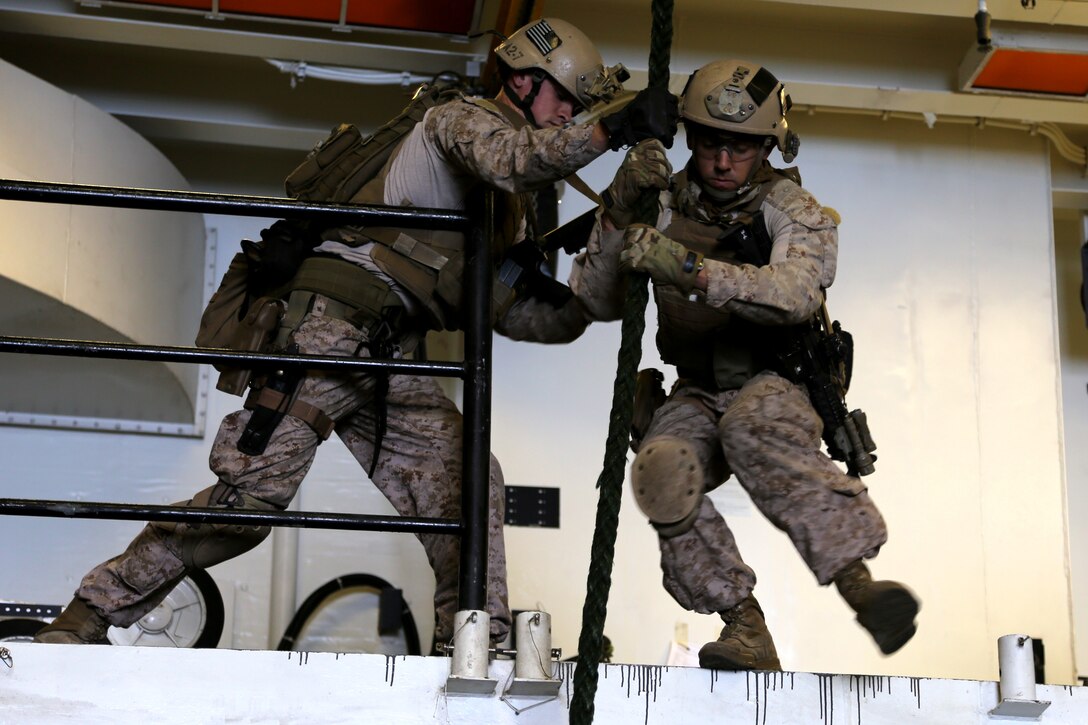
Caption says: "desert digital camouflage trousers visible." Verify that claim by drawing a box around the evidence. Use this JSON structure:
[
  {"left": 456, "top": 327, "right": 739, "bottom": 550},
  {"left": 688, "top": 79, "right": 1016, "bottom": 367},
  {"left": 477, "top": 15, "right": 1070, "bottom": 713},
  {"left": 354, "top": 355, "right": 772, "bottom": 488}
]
[
  {"left": 649, "top": 371, "right": 888, "bottom": 614},
  {"left": 75, "top": 296, "right": 510, "bottom": 645}
]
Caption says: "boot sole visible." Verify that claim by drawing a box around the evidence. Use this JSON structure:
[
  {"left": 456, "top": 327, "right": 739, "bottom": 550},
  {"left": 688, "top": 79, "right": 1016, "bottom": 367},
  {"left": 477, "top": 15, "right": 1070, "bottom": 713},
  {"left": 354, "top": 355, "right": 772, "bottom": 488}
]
[
  {"left": 34, "top": 632, "right": 109, "bottom": 645},
  {"left": 698, "top": 645, "right": 782, "bottom": 672}
]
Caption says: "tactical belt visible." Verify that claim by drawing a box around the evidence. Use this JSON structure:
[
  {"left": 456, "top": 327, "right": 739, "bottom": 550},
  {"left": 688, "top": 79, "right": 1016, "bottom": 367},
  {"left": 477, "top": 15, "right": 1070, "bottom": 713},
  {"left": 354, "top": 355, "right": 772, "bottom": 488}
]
[
  {"left": 244, "top": 386, "right": 335, "bottom": 441},
  {"left": 288, "top": 256, "right": 404, "bottom": 329}
]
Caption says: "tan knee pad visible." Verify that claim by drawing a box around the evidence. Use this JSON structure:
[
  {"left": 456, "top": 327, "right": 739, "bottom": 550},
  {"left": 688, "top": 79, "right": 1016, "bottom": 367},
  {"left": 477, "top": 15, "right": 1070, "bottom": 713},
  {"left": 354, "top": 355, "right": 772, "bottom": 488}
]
[
  {"left": 631, "top": 435, "right": 703, "bottom": 538},
  {"left": 153, "top": 483, "right": 277, "bottom": 570}
]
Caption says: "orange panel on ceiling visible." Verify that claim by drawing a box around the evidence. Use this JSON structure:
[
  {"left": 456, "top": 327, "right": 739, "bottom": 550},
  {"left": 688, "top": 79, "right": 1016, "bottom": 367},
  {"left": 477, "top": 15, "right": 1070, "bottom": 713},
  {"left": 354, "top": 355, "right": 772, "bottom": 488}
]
[
  {"left": 127, "top": 0, "right": 212, "bottom": 8},
  {"left": 973, "top": 49, "right": 1088, "bottom": 97},
  {"left": 123, "top": 0, "right": 478, "bottom": 34},
  {"left": 345, "top": 0, "right": 477, "bottom": 35},
  {"left": 220, "top": 1, "right": 342, "bottom": 22}
]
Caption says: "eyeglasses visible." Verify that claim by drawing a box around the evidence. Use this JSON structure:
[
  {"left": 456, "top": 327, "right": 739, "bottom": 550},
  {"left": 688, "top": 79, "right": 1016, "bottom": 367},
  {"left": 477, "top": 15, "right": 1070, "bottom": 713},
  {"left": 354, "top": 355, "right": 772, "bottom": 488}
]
[{"left": 692, "top": 134, "right": 769, "bottom": 162}]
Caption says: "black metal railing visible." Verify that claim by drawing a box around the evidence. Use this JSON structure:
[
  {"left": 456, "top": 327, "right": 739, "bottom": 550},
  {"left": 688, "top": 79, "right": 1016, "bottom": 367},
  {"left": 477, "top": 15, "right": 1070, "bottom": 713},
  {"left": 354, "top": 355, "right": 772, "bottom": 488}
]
[{"left": 0, "top": 178, "right": 494, "bottom": 616}]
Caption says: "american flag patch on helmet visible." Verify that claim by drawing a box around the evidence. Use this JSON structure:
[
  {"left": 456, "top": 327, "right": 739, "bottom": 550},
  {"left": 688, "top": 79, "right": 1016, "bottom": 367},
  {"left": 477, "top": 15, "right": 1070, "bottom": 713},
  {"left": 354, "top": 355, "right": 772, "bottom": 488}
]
[{"left": 525, "top": 19, "right": 562, "bottom": 56}]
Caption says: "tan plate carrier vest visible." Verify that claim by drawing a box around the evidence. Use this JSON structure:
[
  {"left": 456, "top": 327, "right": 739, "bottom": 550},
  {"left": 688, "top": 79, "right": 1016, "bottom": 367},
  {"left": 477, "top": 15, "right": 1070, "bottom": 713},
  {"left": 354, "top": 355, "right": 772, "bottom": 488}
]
[{"left": 654, "top": 168, "right": 799, "bottom": 391}]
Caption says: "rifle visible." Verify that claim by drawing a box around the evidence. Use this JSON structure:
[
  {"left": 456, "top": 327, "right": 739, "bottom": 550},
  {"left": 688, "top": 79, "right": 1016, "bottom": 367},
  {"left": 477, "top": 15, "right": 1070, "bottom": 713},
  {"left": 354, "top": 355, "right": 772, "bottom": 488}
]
[
  {"left": 776, "top": 302, "right": 877, "bottom": 477},
  {"left": 496, "top": 239, "right": 574, "bottom": 308}
]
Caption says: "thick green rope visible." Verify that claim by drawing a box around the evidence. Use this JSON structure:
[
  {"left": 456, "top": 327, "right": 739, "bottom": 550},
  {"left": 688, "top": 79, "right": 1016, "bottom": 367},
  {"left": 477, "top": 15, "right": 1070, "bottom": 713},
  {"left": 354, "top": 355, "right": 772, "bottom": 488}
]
[{"left": 569, "top": 3, "right": 673, "bottom": 723}]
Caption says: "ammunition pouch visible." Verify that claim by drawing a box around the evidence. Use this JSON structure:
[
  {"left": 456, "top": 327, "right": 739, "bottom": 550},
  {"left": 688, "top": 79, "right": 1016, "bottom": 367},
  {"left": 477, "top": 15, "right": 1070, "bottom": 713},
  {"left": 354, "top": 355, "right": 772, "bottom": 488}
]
[
  {"left": 284, "top": 81, "right": 464, "bottom": 204},
  {"left": 286, "top": 123, "right": 366, "bottom": 202}
]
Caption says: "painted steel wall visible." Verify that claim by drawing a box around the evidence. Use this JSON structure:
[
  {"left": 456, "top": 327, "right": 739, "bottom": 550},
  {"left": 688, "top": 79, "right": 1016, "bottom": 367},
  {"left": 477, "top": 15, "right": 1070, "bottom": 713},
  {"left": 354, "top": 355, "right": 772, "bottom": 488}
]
[{"left": 0, "top": 58, "right": 206, "bottom": 428}]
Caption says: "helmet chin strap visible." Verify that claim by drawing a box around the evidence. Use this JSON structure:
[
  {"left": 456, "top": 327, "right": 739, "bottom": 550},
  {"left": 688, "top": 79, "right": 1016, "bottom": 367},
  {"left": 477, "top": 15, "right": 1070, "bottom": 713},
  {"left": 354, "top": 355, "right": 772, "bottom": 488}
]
[{"left": 503, "top": 70, "right": 548, "bottom": 128}]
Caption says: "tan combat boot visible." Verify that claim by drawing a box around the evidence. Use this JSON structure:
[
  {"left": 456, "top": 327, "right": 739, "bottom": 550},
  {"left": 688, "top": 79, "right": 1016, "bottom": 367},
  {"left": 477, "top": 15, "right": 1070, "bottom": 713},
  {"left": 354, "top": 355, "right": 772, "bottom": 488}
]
[
  {"left": 698, "top": 594, "right": 782, "bottom": 671},
  {"left": 834, "top": 560, "right": 919, "bottom": 655},
  {"left": 33, "top": 598, "right": 110, "bottom": 644}
]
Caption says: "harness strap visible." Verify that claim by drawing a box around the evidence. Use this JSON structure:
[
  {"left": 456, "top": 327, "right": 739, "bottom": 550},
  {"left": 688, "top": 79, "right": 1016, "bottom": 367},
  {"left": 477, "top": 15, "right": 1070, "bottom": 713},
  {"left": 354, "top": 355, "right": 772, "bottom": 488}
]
[
  {"left": 565, "top": 173, "right": 602, "bottom": 206},
  {"left": 244, "top": 386, "right": 335, "bottom": 441}
]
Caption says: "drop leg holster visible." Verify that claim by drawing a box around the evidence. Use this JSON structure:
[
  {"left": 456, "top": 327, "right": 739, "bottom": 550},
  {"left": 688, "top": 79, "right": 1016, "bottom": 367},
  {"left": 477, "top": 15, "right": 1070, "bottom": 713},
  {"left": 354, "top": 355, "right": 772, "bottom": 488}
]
[{"left": 238, "top": 342, "right": 309, "bottom": 455}]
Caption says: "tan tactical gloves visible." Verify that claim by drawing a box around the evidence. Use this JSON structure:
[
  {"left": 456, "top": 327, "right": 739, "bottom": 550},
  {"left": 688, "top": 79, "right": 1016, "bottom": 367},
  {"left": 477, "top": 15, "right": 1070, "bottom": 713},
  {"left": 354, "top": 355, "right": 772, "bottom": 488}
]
[
  {"left": 603, "top": 139, "right": 672, "bottom": 227},
  {"left": 619, "top": 225, "right": 704, "bottom": 295},
  {"left": 604, "top": 139, "right": 702, "bottom": 294}
]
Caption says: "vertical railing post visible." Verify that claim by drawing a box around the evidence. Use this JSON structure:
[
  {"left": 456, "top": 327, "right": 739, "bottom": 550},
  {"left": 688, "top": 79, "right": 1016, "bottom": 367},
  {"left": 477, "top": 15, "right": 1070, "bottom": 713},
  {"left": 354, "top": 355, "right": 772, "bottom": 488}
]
[
  {"left": 459, "top": 190, "right": 493, "bottom": 615},
  {"left": 445, "top": 191, "right": 496, "bottom": 694}
]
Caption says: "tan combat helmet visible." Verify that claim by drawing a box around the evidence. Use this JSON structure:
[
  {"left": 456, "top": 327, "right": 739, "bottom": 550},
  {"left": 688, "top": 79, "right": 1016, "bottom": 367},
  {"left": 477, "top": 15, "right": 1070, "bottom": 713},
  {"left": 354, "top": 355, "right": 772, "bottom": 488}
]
[
  {"left": 681, "top": 59, "right": 800, "bottom": 163},
  {"left": 495, "top": 17, "right": 626, "bottom": 112}
]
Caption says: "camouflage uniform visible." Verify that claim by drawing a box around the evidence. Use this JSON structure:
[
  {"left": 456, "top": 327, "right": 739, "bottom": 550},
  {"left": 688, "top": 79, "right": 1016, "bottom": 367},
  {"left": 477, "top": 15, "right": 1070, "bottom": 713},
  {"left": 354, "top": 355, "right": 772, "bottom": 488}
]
[
  {"left": 71, "top": 97, "right": 604, "bottom": 645},
  {"left": 571, "top": 162, "right": 888, "bottom": 614}
]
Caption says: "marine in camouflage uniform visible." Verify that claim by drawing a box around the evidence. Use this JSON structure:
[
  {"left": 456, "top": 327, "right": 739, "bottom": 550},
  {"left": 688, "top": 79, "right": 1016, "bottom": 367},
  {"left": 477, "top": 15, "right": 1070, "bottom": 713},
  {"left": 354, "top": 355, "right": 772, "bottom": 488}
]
[
  {"left": 570, "top": 59, "right": 918, "bottom": 670},
  {"left": 36, "top": 18, "right": 678, "bottom": 649}
]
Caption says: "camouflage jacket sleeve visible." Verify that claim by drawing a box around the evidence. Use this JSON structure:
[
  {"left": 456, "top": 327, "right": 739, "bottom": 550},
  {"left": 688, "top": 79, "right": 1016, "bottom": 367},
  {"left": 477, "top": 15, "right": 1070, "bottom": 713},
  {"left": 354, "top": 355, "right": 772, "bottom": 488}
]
[
  {"left": 426, "top": 99, "right": 604, "bottom": 193},
  {"left": 495, "top": 295, "right": 590, "bottom": 344},
  {"left": 701, "top": 180, "right": 838, "bottom": 325},
  {"left": 568, "top": 208, "right": 629, "bottom": 322}
]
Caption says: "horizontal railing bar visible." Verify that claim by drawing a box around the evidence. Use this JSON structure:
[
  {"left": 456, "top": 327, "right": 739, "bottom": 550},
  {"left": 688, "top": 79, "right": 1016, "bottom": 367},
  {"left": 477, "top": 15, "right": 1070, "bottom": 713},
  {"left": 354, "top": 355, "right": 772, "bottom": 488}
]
[
  {"left": 0, "top": 498, "right": 462, "bottom": 535},
  {"left": 0, "top": 178, "right": 469, "bottom": 230},
  {"left": 0, "top": 335, "right": 464, "bottom": 377}
]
